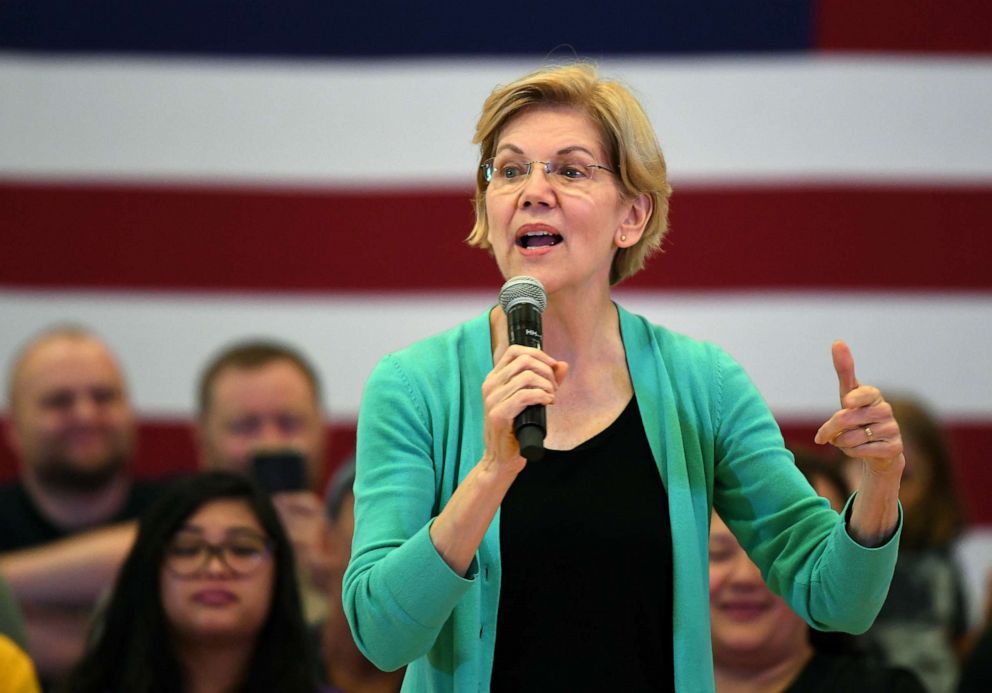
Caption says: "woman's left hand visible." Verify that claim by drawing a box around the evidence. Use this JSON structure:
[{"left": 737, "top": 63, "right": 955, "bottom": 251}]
[
  {"left": 814, "top": 340, "right": 904, "bottom": 474},
  {"left": 814, "top": 341, "right": 904, "bottom": 546}
]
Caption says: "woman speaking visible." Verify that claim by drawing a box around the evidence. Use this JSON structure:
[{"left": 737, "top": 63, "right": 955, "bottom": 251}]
[{"left": 344, "top": 63, "right": 905, "bottom": 692}]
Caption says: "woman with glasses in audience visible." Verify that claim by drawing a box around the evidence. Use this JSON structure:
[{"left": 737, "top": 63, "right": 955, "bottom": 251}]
[
  {"left": 344, "top": 63, "right": 908, "bottom": 692},
  {"left": 63, "top": 471, "right": 317, "bottom": 693}
]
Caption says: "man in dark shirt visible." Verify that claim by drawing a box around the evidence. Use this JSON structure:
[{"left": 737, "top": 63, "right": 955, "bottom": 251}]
[{"left": 0, "top": 326, "right": 162, "bottom": 685}]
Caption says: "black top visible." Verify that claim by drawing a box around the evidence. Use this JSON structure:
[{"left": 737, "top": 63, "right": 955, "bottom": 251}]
[
  {"left": 785, "top": 651, "right": 927, "bottom": 692},
  {"left": 0, "top": 479, "right": 166, "bottom": 551},
  {"left": 491, "top": 396, "right": 674, "bottom": 692}
]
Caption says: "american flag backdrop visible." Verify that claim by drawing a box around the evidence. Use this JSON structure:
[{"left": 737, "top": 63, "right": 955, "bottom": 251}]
[{"left": 1, "top": 0, "right": 990, "bottom": 546}]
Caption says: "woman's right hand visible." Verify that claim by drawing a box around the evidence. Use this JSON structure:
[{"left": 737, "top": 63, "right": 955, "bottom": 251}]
[
  {"left": 481, "top": 344, "right": 568, "bottom": 475},
  {"left": 428, "top": 345, "right": 566, "bottom": 576}
]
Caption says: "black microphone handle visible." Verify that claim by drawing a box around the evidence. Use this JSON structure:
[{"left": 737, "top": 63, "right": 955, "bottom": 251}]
[
  {"left": 507, "top": 304, "right": 546, "bottom": 461},
  {"left": 515, "top": 421, "right": 545, "bottom": 462}
]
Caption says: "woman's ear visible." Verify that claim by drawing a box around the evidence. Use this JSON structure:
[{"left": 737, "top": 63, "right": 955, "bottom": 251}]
[{"left": 615, "top": 193, "right": 652, "bottom": 248}]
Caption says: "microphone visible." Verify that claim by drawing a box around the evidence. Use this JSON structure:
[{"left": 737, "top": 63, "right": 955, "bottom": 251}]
[{"left": 498, "top": 276, "right": 548, "bottom": 462}]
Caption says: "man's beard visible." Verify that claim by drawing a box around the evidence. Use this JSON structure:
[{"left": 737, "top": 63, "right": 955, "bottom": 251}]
[{"left": 34, "top": 452, "right": 129, "bottom": 493}]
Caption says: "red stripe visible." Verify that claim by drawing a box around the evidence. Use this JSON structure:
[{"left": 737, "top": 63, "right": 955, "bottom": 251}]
[
  {"left": 1, "top": 419, "right": 989, "bottom": 524},
  {"left": 2, "top": 180, "right": 991, "bottom": 292},
  {"left": 815, "top": 0, "right": 992, "bottom": 54}
]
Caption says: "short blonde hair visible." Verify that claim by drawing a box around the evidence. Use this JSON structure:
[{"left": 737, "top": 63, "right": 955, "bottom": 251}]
[{"left": 468, "top": 63, "right": 672, "bottom": 285}]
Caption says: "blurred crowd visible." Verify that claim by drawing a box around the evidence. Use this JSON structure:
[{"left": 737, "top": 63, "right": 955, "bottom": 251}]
[
  {"left": 0, "top": 325, "right": 989, "bottom": 692},
  {"left": 0, "top": 326, "right": 401, "bottom": 693}
]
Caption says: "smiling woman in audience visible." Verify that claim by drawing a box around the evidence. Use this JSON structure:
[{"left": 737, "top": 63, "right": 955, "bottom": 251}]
[
  {"left": 710, "top": 451, "right": 925, "bottom": 693},
  {"left": 63, "top": 471, "right": 318, "bottom": 693}
]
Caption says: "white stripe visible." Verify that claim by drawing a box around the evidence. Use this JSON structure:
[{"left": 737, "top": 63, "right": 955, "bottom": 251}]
[
  {"left": 2, "top": 54, "right": 991, "bottom": 185},
  {"left": 2, "top": 288, "right": 989, "bottom": 421}
]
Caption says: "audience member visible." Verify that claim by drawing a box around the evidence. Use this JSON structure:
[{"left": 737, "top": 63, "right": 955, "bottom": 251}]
[
  {"left": 709, "top": 449, "right": 925, "bottom": 693},
  {"left": 62, "top": 471, "right": 318, "bottom": 693},
  {"left": 849, "top": 396, "right": 969, "bottom": 692},
  {"left": 0, "top": 326, "right": 164, "bottom": 684},
  {"left": 0, "top": 633, "right": 42, "bottom": 693},
  {"left": 0, "top": 573, "right": 28, "bottom": 651},
  {"left": 1, "top": 570, "right": 35, "bottom": 692},
  {"left": 195, "top": 340, "right": 332, "bottom": 623},
  {"left": 319, "top": 460, "right": 404, "bottom": 693}
]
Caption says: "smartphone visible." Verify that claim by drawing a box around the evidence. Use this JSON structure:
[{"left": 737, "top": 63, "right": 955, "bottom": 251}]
[{"left": 249, "top": 449, "right": 308, "bottom": 494}]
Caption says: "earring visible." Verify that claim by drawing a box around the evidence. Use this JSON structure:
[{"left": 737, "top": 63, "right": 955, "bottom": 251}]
[{"left": 620, "top": 234, "right": 627, "bottom": 242}]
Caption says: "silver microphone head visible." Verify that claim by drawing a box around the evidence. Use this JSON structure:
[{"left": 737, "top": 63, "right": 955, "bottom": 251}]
[{"left": 498, "top": 276, "right": 547, "bottom": 314}]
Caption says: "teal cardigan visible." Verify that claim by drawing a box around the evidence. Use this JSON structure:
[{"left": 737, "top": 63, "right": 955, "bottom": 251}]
[{"left": 344, "top": 305, "right": 899, "bottom": 692}]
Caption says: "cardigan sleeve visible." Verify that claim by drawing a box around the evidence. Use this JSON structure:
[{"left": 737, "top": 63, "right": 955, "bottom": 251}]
[
  {"left": 709, "top": 345, "right": 900, "bottom": 634},
  {"left": 342, "top": 354, "right": 476, "bottom": 672}
]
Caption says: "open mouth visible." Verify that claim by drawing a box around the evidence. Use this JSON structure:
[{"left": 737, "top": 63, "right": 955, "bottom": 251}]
[{"left": 517, "top": 231, "right": 563, "bottom": 248}]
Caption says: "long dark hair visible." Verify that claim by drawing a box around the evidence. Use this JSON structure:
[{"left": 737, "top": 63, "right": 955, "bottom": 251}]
[
  {"left": 63, "top": 471, "right": 316, "bottom": 693},
  {"left": 891, "top": 397, "right": 967, "bottom": 550}
]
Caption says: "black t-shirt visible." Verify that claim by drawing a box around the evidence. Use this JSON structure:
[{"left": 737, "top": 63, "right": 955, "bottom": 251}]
[
  {"left": 491, "top": 396, "right": 674, "bottom": 692},
  {"left": 785, "top": 651, "right": 927, "bottom": 693},
  {"left": 0, "top": 479, "right": 166, "bottom": 552}
]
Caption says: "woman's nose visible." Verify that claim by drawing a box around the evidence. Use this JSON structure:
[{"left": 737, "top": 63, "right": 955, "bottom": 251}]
[
  {"left": 203, "top": 549, "right": 232, "bottom": 576},
  {"left": 727, "top": 553, "right": 764, "bottom": 585},
  {"left": 519, "top": 163, "right": 557, "bottom": 208}
]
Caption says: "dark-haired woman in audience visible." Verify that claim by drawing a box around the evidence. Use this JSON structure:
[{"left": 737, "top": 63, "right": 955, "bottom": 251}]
[
  {"left": 63, "top": 471, "right": 318, "bottom": 693},
  {"left": 847, "top": 397, "right": 970, "bottom": 692}
]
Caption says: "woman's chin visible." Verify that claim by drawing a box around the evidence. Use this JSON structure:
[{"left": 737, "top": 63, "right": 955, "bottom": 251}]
[{"left": 177, "top": 614, "right": 262, "bottom": 645}]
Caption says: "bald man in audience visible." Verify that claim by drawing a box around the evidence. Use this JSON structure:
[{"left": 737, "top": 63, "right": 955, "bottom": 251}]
[
  {"left": 195, "top": 340, "right": 333, "bottom": 622},
  {"left": 0, "top": 327, "right": 164, "bottom": 685}
]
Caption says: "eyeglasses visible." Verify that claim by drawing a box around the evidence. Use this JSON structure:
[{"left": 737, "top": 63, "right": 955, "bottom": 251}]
[
  {"left": 481, "top": 157, "right": 615, "bottom": 192},
  {"left": 164, "top": 534, "right": 273, "bottom": 577}
]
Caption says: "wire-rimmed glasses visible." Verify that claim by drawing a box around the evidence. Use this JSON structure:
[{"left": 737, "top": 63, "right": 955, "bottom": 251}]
[{"left": 481, "top": 157, "right": 615, "bottom": 192}]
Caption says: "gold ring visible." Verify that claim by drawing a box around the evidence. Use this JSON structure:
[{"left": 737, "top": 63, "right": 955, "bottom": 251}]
[{"left": 864, "top": 425, "right": 873, "bottom": 440}]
